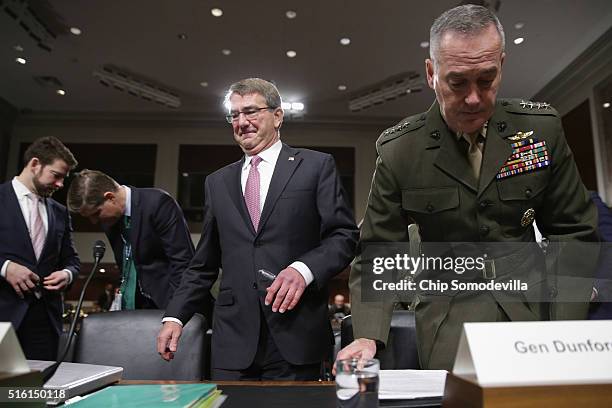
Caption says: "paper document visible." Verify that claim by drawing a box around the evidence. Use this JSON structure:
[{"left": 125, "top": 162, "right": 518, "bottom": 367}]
[{"left": 379, "top": 369, "right": 447, "bottom": 400}]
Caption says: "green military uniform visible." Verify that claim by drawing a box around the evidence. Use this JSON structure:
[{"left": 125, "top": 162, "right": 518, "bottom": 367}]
[{"left": 349, "top": 98, "right": 598, "bottom": 370}]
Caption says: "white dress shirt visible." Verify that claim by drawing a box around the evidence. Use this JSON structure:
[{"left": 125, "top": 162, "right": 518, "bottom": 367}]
[{"left": 1, "top": 178, "right": 72, "bottom": 283}]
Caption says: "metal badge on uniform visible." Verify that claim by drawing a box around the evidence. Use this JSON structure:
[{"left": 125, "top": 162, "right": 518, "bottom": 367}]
[
  {"left": 521, "top": 208, "right": 535, "bottom": 227},
  {"left": 496, "top": 132, "right": 550, "bottom": 180}
]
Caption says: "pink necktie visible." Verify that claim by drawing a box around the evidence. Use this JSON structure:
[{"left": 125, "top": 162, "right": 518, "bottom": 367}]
[
  {"left": 245, "top": 156, "right": 262, "bottom": 231},
  {"left": 29, "top": 194, "right": 45, "bottom": 260}
]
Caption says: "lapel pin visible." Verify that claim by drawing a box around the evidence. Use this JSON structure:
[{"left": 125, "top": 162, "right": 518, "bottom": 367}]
[
  {"left": 521, "top": 208, "right": 536, "bottom": 227},
  {"left": 288, "top": 157, "right": 294, "bottom": 161}
]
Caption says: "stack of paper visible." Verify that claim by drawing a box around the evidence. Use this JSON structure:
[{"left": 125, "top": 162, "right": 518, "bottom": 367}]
[
  {"left": 64, "top": 383, "right": 226, "bottom": 407},
  {"left": 379, "top": 369, "right": 447, "bottom": 400}
]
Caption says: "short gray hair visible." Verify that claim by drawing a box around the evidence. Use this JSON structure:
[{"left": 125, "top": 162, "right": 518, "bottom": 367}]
[
  {"left": 429, "top": 4, "right": 505, "bottom": 61},
  {"left": 224, "top": 78, "right": 282, "bottom": 110}
]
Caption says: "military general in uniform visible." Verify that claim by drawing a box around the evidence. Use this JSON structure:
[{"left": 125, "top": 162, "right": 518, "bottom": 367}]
[{"left": 336, "top": 4, "right": 598, "bottom": 370}]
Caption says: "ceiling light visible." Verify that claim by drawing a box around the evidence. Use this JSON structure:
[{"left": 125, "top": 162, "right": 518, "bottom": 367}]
[
  {"left": 513, "top": 37, "right": 525, "bottom": 45},
  {"left": 281, "top": 102, "right": 292, "bottom": 110},
  {"left": 604, "top": 102, "right": 611, "bottom": 109},
  {"left": 56, "top": 89, "right": 66, "bottom": 96},
  {"left": 222, "top": 49, "right": 231, "bottom": 55},
  {"left": 338, "top": 85, "right": 347, "bottom": 91},
  {"left": 514, "top": 22, "right": 525, "bottom": 30},
  {"left": 182, "top": 172, "right": 189, "bottom": 177},
  {"left": 420, "top": 41, "right": 429, "bottom": 48},
  {"left": 200, "top": 81, "right": 209, "bottom": 87},
  {"left": 291, "top": 102, "right": 304, "bottom": 111},
  {"left": 13, "top": 45, "right": 24, "bottom": 52},
  {"left": 15, "top": 57, "right": 26, "bottom": 64},
  {"left": 349, "top": 71, "right": 423, "bottom": 111},
  {"left": 340, "top": 37, "right": 351, "bottom": 46},
  {"left": 211, "top": 8, "right": 223, "bottom": 17},
  {"left": 286, "top": 10, "right": 297, "bottom": 19},
  {"left": 99, "top": 268, "right": 106, "bottom": 273},
  {"left": 70, "top": 27, "right": 82, "bottom": 35},
  {"left": 286, "top": 50, "right": 297, "bottom": 58}
]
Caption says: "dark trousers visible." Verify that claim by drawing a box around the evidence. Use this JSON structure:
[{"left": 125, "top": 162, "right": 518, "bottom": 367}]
[
  {"left": 212, "top": 309, "right": 321, "bottom": 381},
  {"left": 17, "top": 299, "right": 58, "bottom": 361}
]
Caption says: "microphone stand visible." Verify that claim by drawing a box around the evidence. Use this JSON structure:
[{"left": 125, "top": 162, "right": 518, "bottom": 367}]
[{"left": 42, "top": 244, "right": 104, "bottom": 383}]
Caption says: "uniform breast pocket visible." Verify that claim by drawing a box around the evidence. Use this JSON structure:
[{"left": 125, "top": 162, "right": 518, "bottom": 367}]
[
  {"left": 401, "top": 187, "right": 459, "bottom": 240},
  {"left": 497, "top": 170, "right": 548, "bottom": 236}
]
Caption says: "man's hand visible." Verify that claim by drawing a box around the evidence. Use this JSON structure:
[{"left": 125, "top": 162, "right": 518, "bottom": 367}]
[
  {"left": 43, "top": 270, "right": 71, "bottom": 291},
  {"left": 157, "top": 321, "right": 183, "bottom": 361},
  {"left": 333, "top": 338, "right": 377, "bottom": 375},
  {"left": 265, "top": 267, "right": 306, "bottom": 313},
  {"left": 5, "top": 262, "right": 39, "bottom": 299}
]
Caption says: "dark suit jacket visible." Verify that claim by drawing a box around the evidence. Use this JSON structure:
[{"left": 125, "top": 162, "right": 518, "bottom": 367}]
[
  {"left": 166, "top": 144, "right": 359, "bottom": 370},
  {"left": 0, "top": 181, "right": 80, "bottom": 335},
  {"left": 105, "top": 187, "right": 194, "bottom": 309}
]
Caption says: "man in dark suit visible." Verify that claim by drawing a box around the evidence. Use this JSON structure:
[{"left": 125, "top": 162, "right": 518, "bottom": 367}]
[
  {"left": 0, "top": 136, "right": 80, "bottom": 360},
  {"left": 157, "top": 78, "right": 359, "bottom": 380},
  {"left": 67, "top": 170, "right": 194, "bottom": 310}
]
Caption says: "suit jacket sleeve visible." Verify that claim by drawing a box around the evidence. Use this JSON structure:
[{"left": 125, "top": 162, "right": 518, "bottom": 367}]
[
  {"left": 164, "top": 177, "right": 220, "bottom": 324},
  {"left": 151, "top": 192, "right": 195, "bottom": 291},
  {"left": 296, "top": 154, "right": 359, "bottom": 289},
  {"left": 59, "top": 207, "right": 80, "bottom": 282},
  {"left": 349, "top": 144, "right": 402, "bottom": 344}
]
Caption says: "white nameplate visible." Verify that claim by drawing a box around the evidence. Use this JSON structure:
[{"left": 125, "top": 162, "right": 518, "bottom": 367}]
[
  {"left": 0, "top": 322, "right": 30, "bottom": 374},
  {"left": 453, "top": 320, "right": 612, "bottom": 387}
]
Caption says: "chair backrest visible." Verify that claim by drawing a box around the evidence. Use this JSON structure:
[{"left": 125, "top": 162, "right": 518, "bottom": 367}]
[
  {"left": 72, "top": 310, "right": 208, "bottom": 380},
  {"left": 340, "top": 310, "right": 420, "bottom": 369}
]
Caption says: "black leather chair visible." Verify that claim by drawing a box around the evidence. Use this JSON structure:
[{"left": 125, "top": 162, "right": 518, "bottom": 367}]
[
  {"left": 340, "top": 310, "right": 420, "bottom": 369},
  {"left": 71, "top": 310, "right": 208, "bottom": 380}
]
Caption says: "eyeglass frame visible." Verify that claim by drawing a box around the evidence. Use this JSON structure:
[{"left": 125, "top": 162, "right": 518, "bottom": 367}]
[{"left": 225, "top": 106, "right": 277, "bottom": 124}]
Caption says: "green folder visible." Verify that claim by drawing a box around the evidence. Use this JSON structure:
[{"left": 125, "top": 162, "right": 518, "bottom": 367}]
[{"left": 66, "top": 383, "right": 217, "bottom": 408}]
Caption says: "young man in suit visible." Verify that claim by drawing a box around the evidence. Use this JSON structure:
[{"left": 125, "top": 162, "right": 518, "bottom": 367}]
[
  {"left": 67, "top": 170, "right": 194, "bottom": 310},
  {"left": 0, "top": 136, "right": 80, "bottom": 360},
  {"left": 157, "top": 78, "right": 359, "bottom": 380}
]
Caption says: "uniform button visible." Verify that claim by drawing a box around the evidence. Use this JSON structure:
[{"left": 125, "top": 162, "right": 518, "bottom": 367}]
[
  {"left": 497, "top": 122, "right": 507, "bottom": 132},
  {"left": 426, "top": 203, "right": 434, "bottom": 213},
  {"left": 549, "top": 286, "right": 558, "bottom": 299},
  {"left": 252, "top": 282, "right": 257, "bottom": 290},
  {"left": 479, "top": 200, "right": 491, "bottom": 211},
  {"left": 254, "top": 241, "right": 261, "bottom": 247},
  {"left": 479, "top": 225, "right": 490, "bottom": 236},
  {"left": 525, "top": 188, "right": 532, "bottom": 198},
  {"left": 501, "top": 101, "right": 510, "bottom": 106},
  {"left": 430, "top": 130, "right": 441, "bottom": 140}
]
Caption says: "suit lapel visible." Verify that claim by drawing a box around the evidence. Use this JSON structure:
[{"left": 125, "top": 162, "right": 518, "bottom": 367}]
[
  {"left": 477, "top": 104, "right": 517, "bottom": 197},
  {"left": 257, "top": 144, "right": 301, "bottom": 236},
  {"left": 40, "top": 199, "right": 56, "bottom": 262},
  {"left": 3, "top": 183, "right": 35, "bottom": 259},
  {"left": 128, "top": 187, "right": 142, "bottom": 253},
  {"left": 222, "top": 158, "right": 255, "bottom": 235},
  {"left": 427, "top": 104, "right": 478, "bottom": 193}
]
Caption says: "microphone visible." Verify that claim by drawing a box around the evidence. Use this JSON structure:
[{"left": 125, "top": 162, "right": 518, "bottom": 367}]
[{"left": 42, "top": 240, "right": 106, "bottom": 383}]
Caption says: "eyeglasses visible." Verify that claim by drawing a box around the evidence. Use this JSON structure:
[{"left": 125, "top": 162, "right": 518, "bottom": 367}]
[{"left": 225, "top": 106, "right": 274, "bottom": 124}]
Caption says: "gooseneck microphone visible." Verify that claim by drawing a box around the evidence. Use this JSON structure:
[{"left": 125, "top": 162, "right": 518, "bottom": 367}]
[{"left": 42, "top": 240, "right": 106, "bottom": 383}]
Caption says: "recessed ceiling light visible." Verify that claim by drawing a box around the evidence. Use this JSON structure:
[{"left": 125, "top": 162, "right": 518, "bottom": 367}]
[
  {"left": 211, "top": 8, "right": 223, "bottom": 17},
  {"left": 15, "top": 57, "right": 26, "bottom": 64},
  {"left": 70, "top": 27, "right": 82, "bottom": 35},
  {"left": 291, "top": 102, "right": 304, "bottom": 111},
  {"left": 281, "top": 102, "right": 292, "bottom": 110},
  {"left": 604, "top": 102, "right": 611, "bottom": 109},
  {"left": 13, "top": 45, "right": 24, "bottom": 52},
  {"left": 178, "top": 33, "right": 187, "bottom": 40},
  {"left": 182, "top": 172, "right": 189, "bottom": 177},
  {"left": 200, "top": 81, "right": 209, "bottom": 87},
  {"left": 420, "top": 41, "right": 429, "bottom": 48},
  {"left": 340, "top": 37, "right": 351, "bottom": 46},
  {"left": 514, "top": 22, "right": 525, "bottom": 30},
  {"left": 338, "top": 85, "right": 347, "bottom": 91},
  {"left": 99, "top": 268, "right": 106, "bottom": 273},
  {"left": 513, "top": 37, "right": 525, "bottom": 45},
  {"left": 286, "top": 10, "right": 297, "bottom": 19},
  {"left": 56, "top": 89, "right": 66, "bottom": 96},
  {"left": 222, "top": 49, "right": 231, "bottom": 55},
  {"left": 286, "top": 50, "right": 297, "bottom": 58}
]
